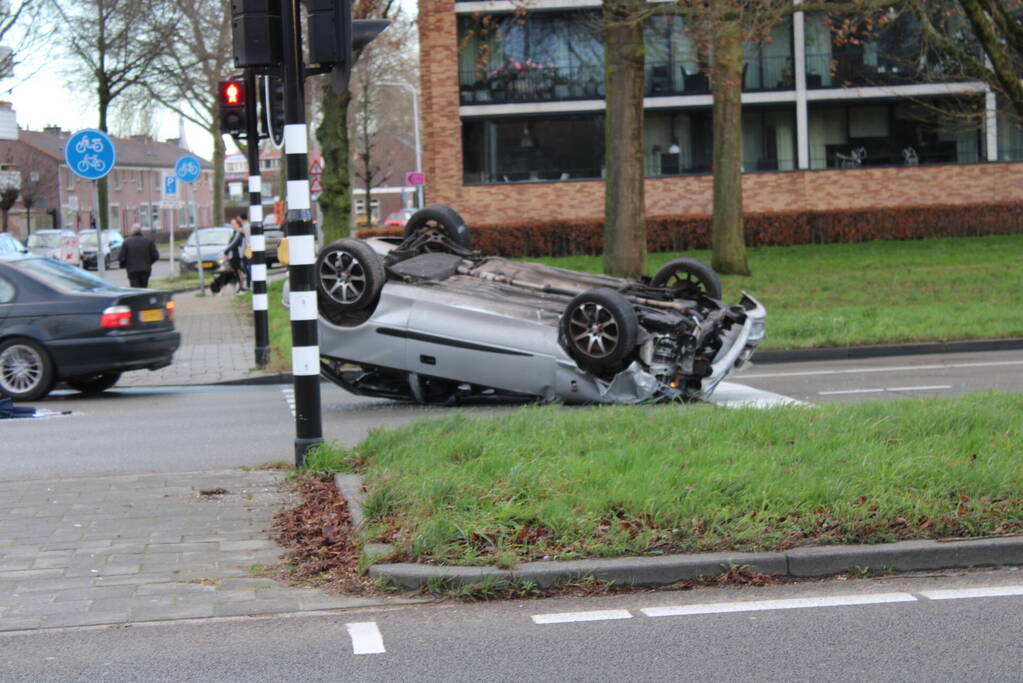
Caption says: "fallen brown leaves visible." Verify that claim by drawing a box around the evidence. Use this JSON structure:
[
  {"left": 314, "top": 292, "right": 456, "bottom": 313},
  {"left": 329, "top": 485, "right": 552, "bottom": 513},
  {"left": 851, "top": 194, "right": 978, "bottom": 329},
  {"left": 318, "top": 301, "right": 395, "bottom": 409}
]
[{"left": 271, "top": 475, "right": 376, "bottom": 594}]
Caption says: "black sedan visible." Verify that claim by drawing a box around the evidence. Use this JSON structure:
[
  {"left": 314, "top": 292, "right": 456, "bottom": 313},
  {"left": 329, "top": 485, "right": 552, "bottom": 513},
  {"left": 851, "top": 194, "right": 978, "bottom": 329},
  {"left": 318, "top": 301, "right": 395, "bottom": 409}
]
[{"left": 0, "top": 254, "right": 181, "bottom": 400}]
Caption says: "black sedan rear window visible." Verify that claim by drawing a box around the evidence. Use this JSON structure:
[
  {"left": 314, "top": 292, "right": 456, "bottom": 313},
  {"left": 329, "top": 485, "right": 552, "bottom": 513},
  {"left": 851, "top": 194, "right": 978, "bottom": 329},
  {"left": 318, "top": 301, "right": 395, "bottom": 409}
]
[{"left": 11, "top": 258, "right": 117, "bottom": 291}]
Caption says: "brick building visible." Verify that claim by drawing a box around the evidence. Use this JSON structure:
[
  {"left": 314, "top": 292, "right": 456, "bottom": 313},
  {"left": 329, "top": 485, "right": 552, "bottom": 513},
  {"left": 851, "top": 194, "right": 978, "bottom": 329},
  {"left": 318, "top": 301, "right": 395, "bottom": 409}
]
[
  {"left": 418, "top": 0, "right": 1023, "bottom": 228},
  {"left": 0, "top": 126, "right": 214, "bottom": 239}
]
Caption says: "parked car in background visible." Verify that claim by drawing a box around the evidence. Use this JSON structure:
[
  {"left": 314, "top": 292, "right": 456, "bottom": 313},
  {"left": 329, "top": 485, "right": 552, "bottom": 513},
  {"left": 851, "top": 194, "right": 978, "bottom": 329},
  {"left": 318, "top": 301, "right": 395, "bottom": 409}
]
[
  {"left": 0, "top": 254, "right": 180, "bottom": 401},
  {"left": 383, "top": 208, "right": 417, "bottom": 227},
  {"left": 27, "top": 229, "right": 81, "bottom": 266},
  {"left": 79, "top": 229, "right": 124, "bottom": 270},
  {"left": 0, "top": 233, "right": 28, "bottom": 256},
  {"left": 263, "top": 228, "right": 285, "bottom": 266},
  {"left": 179, "top": 226, "right": 234, "bottom": 272}
]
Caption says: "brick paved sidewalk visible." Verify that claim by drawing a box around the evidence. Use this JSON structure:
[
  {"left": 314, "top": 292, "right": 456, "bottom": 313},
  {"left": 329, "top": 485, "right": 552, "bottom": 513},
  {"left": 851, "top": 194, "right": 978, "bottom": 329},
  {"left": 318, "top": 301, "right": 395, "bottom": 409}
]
[
  {"left": 118, "top": 290, "right": 271, "bottom": 387},
  {"left": 0, "top": 470, "right": 419, "bottom": 632}
]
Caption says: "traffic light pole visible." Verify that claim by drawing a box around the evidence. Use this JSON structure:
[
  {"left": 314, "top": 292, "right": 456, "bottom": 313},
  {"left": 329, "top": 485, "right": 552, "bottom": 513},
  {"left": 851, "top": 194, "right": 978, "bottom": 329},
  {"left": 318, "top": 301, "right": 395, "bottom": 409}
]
[
  {"left": 244, "top": 68, "right": 271, "bottom": 368},
  {"left": 280, "top": 0, "right": 322, "bottom": 466}
]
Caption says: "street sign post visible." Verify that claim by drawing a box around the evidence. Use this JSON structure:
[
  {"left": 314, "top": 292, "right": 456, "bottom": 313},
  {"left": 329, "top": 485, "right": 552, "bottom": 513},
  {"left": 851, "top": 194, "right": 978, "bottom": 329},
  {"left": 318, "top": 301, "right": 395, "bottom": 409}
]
[
  {"left": 176, "top": 154, "right": 204, "bottom": 293},
  {"left": 162, "top": 174, "right": 180, "bottom": 273},
  {"left": 65, "top": 129, "right": 116, "bottom": 278}
]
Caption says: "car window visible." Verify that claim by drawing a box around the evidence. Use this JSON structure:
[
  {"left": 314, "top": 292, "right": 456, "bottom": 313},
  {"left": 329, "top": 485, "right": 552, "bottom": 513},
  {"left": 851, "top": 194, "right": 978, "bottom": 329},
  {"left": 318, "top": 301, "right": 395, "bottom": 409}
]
[
  {"left": 0, "top": 274, "right": 13, "bottom": 303},
  {"left": 27, "top": 233, "right": 63, "bottom": 248},
  {"left": 187, "top": 228, "right": 233, "bottom": 246},
  {"left": 79, "top": 231, "right": 121, "bottom": 248},
  {"left": 0, "top": 234, "right": 26, "bottom": 254},
  {"left": 11, "top": 258, "right": 117, "bottom": 291}
]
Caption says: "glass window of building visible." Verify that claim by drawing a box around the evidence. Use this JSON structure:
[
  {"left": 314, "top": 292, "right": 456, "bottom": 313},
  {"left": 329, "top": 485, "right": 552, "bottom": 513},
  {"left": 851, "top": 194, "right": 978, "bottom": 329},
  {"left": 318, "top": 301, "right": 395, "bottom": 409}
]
[
  {"left": 809, "top": 98, "right": 984, "bottom": 169},
  {"left": 644, "top": 110, "right": 713, "bottom": 175},
  {"left": 742, "top": 17, "right": 794, "bottom": 91},
  {"left": 998, "top": 113, "right": 1023, "bottom": 161},
  {"left": 463, "top": 114, "right": 605, "bottom": 184}
]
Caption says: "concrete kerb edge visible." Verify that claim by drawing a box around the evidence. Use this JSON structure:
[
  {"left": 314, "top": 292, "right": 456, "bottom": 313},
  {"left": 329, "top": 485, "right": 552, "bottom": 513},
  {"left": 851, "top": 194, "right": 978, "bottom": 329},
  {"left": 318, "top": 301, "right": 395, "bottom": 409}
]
[
  {"left": 336, "top": 475, "right": 1023, "bottom": 591},
  {"left": 755, "top": 337, "right": 1023, "bottom": 364}
]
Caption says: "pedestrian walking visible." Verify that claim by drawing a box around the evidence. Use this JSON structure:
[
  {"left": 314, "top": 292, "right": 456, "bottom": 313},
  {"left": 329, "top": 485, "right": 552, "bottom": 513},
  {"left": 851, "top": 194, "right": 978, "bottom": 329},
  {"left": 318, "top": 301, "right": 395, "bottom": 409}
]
[
  {"left": 225, "top": 218, "right": 248, "bottom": 294},
  {"left": 118, "top": 229, "right": 160, "bottom": 288},
  {"left": 237, "top": 215, "right": 252, "bottom": 286}
]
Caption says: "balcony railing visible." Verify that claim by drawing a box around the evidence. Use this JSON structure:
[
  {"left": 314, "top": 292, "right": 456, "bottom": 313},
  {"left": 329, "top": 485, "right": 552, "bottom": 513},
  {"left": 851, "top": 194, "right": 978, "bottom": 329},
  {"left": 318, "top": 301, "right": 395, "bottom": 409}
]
[
  {"left": 460, "top": 64, "right": 605, "bottom": 105},
  {"left": 805, "top": 52, "right": 981, "bottom": 89}
]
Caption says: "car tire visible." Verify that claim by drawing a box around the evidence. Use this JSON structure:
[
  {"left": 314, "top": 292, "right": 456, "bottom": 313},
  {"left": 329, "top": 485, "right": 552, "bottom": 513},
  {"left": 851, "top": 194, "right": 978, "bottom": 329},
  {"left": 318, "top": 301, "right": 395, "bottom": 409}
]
[
  {"left": 66, "top": 372, "right": 121, "bottom": 394},
  {"left": 650, "top": 257, "right": 723, "bottom": 300},
  {"left": 0, "top": 337, "right": 56, "bottom": 401},
  {"left": 402, "top": 205, "right": 471, "bottom": 252},
  {"left": 561, "top": 287, "right": 639, "bottom": 375},
  {"left": 316, "top": 238, "right": 385, "bottom": 326}
]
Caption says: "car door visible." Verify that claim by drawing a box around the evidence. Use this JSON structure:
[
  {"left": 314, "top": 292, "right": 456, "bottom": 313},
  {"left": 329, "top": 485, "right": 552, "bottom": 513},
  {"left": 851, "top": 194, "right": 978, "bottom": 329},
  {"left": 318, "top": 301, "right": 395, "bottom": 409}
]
[{"left": 0, "top": 270, "right": 13, "bottom": 326}]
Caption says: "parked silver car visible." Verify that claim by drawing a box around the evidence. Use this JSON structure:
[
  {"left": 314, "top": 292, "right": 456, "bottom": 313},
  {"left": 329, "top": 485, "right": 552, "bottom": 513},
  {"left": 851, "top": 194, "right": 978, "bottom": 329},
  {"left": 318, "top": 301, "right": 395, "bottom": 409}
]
[
  {"left": 302, "top": 205, "right": 766, "bottom": 405},
  {"left": 179, "top": 226, "right": 234, "bottom": 272}
]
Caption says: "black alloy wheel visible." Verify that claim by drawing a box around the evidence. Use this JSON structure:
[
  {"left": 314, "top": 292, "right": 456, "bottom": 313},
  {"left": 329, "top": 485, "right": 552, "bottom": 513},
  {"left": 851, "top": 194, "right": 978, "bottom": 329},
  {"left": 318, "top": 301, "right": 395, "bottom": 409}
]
[
  {"left": 561, "top": 287, "right": 639, "bottom": 374},
  {"left": 649, "top": 257, "right": 723, "bottom": 300},
  {"left": 316, "top": 238, "right": 385, "bottom": 326},
  {"left": 402, "top": 205, "right": 472, "bottom": 252}
]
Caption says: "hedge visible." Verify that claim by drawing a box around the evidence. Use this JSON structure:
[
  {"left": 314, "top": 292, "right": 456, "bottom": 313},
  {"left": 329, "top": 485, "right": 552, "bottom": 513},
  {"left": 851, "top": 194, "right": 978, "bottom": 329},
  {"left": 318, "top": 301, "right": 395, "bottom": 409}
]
[{"left": 357, "top": 202, "right": 1023, "bottom": 258}]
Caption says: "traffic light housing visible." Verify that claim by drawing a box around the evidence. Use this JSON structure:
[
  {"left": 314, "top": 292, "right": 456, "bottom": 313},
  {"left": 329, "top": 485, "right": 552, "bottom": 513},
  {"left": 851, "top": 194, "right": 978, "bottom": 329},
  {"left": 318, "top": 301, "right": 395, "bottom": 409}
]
[
  {"left": 260, "top": 75, "right": 285, "bottom": 147},
  {"left": 306, "top": 0, "right": 389, "bottom": 95},
  {"left": 218, "top": 79, "right": 246, "bottom": 136},
  {"left": 231, "top": 0, "right": 281, "bottom": 68}
]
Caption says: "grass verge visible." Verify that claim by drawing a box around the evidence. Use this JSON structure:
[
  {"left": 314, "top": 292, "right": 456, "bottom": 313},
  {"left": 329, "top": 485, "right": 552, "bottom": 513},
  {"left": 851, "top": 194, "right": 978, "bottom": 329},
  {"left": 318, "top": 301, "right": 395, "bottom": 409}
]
[{"left": 306, "top": 392, "right": 1023, "bottom": 566}]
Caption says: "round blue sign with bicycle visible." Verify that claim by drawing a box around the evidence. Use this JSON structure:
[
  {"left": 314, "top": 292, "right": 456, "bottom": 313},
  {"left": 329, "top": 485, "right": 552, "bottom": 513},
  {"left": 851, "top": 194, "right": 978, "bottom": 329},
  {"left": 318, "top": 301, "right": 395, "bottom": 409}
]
[
  {"left": 65, "top": 129, "right": 116, "bottom": 181},
  {"left": 175, "top": 154, "right": 202, "bottom": 184}
]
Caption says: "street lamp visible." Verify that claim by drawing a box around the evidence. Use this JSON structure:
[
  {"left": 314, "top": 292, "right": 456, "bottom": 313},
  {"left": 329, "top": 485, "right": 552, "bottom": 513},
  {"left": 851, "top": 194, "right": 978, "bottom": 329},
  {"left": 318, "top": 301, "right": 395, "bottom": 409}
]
[{"left": 378, "top": 80, "right": 423, "bottom": 209}]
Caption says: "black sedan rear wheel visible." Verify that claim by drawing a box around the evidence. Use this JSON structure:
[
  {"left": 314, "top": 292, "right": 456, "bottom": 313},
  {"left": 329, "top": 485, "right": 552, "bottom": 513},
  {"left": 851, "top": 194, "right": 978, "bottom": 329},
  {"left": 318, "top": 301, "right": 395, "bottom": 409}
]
[
  {"left": 650, "top": 257, "right": 723, "bottom": 300},
  {"left": 561, "top": 288, "right": 639, "bottom": 374},
  {"left": 66, "top": 372, "right": 121, "bottom": 394},
  {"left": 0, "top": 338, "right": 55, "bottom": 401},
  {"left": 316, "top": 238, "right": 385, "bottom": 326},
  {"left": 402, "top": 205, "right": 472, "bottom": 252}
]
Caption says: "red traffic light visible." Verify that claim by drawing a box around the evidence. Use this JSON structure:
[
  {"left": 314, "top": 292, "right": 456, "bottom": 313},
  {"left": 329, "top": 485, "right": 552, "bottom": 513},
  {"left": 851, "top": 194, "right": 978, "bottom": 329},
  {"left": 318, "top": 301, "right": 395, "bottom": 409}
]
[{"left": 222, "top": 81, "right": 243, "bottom": 105}]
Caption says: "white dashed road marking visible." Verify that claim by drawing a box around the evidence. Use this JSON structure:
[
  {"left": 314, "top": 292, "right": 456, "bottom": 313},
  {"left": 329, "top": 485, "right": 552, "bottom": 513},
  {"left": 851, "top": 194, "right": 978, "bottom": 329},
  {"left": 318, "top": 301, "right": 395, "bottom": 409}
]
[
  {"left": 742, "top": 359, "right": 1023, "bottom": 380},
  {"left": 640, "top": 593, "right": 918, "bottom": 618},
  {"left": 532, "top": 610, "right": 633, "bottom": 625},
  {"left": 818, "top": 384, "right": 951, "bottom": 396},
  {"left": 281, "top": 387, "right": 296, "bottom": 417},
  {"left": 920, "top": 586, "right": 1023, "bottom": 601},
  {"left": 346, "top": 621, "right": 386, "bottom": 655}
]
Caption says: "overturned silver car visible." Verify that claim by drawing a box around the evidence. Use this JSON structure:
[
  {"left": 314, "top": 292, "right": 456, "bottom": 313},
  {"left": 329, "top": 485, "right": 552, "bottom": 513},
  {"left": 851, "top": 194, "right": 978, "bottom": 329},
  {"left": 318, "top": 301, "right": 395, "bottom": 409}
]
[{"left": 310, "top": 205, "right": 766, "bottom": 405}]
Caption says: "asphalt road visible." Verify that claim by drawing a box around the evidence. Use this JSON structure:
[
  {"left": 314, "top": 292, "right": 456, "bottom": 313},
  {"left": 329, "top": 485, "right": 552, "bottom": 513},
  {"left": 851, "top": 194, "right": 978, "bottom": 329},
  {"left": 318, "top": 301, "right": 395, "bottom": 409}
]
[
  {"left": 3, "top": 568, "right": 1023, "bottom": 681},
  {"left": 736, "top": 348, "right": 1023, "bottom": 404}
]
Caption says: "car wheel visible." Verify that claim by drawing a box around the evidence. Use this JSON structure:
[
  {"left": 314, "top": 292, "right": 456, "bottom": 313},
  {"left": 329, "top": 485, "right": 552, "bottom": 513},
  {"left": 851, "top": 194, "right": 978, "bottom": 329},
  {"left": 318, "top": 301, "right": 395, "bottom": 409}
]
[
  {"left": 0, "top": 338, "right": 56, "bottom": 401},
  {"left": 402, "top": 205, "right": 471, "bottom": 252},
  {"left": 66, "top": 372, "right": 121, "bottom": 394},
  {"left": 316, "top": 238, "right": 385, "bottom": 326},
  {"left": 650, "top": 257, "right": 723, "bottom": 300},
  {"left": 561, "top": 287, "right": 639, "bottom": 375}
]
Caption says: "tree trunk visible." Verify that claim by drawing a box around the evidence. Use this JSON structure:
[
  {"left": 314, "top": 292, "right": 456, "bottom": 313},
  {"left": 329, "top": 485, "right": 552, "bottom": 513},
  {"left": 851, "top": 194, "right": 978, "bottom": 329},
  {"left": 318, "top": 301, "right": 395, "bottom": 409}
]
[
  {"left": 602, "top": 0, "right": 647, "bottom": 278},
  {"left": 315, "top": 84, "right": 353, "bottom": 244},
  {"left": 710, "top": 9, "right": 751, "bottom": 276},
  {"left": 212, "top": 127, "right": 225, "bottom": 225},
  {"left": 97, "top": 91, "right": 110, "bottom": 233}
]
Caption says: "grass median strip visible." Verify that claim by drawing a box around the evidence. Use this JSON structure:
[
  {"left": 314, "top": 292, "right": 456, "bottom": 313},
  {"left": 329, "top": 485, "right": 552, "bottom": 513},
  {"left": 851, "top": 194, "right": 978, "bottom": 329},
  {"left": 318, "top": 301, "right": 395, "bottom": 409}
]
[{"left": 306, "top": 392, "right": 1023, "bottom": 566}]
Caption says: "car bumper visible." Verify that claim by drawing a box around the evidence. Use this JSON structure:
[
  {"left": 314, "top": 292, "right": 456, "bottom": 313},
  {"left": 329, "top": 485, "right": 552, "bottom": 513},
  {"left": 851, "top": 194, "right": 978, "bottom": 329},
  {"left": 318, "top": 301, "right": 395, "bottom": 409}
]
[
  {"left": 47, "top": 329, "right": 182, "bottom": 378},
  {"left": 696, "top": 293, "right": 767, "bottom": 400}
]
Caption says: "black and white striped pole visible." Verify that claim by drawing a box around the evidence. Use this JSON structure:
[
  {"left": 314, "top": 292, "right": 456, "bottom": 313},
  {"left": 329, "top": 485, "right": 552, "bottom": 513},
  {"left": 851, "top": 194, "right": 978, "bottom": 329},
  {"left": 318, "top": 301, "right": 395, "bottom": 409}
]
[
  {"left": 243, "top": 68, "right": 271, "bottom": 368},
  {"left": 280, "top": 0, "right": 322, "bottom": 465}
]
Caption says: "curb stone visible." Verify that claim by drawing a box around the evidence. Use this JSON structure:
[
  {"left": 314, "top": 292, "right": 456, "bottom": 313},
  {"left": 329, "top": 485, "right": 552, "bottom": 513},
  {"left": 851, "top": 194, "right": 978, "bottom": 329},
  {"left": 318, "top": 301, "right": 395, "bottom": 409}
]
[
  {"left": 335, "top": 475, "right": 1023, "bottom": 591},
  {"left": 754, "top": 337, "right": 1023, "bottom": 364}
]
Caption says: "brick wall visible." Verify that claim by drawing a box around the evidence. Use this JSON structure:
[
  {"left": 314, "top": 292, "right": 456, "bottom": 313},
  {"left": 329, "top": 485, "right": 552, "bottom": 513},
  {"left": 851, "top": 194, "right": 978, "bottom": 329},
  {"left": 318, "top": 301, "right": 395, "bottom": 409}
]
[{"left": 419, "top": 1, "right": 1023, "bottom": 228}]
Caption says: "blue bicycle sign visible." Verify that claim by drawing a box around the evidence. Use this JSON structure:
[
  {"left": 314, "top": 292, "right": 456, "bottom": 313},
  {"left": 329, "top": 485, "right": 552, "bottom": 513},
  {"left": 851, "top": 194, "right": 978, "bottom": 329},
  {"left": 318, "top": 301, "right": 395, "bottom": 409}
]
[
  {"left": 65, "top": 129, "right": 116, "bottom": 181},
  {"left": 175, "top": 154, "right": 202, "bottom": 184}
]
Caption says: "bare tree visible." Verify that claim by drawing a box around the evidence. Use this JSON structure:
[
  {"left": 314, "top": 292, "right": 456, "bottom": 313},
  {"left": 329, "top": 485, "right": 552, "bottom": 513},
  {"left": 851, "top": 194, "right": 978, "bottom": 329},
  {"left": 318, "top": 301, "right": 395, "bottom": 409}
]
[
  {"left": 316, "top": 0, "right": 402, "bottom": 244},
  {"left": 49, "top": 0, "right": 173, "bottom": 230},
  {"left": 351, "top": 70, "right": 388, "bottom": 225},
  {"left": 0, "top": 0, "right": 46, "bottom": 91},
  {"left": 143, "top": 0, "right": 234, "bottom": 223},
  {"left": 18, "top": 153, "right": 58, "bottom": 235}
]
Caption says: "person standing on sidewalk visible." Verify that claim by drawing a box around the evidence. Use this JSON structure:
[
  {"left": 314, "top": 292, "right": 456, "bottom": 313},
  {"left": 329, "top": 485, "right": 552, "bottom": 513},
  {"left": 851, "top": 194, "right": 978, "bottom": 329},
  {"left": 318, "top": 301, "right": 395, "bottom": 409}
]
[
  {"left": 118, "top": 229, "right": 160, "bottom": 288},
  {"left": 224, "top": 218, "right": 248, "bottom": 294}
]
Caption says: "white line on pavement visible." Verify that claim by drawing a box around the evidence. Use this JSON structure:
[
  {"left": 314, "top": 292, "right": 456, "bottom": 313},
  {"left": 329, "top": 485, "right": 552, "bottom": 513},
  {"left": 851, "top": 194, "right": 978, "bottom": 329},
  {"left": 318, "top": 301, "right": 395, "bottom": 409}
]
[
  {"left": 346, "top": 621, "right": 386, "bottom": 655},
  {"left": 818, "top": 385, "right": 952, "bottom": 396},
  {"left": 641, "top": 593, "right": 917, "bottom": 618},
  {"left": 532, "top": 610, "right": 633, "bottom": 624},
  {"left": 743, "top": 359, "right": 1023, "bottom": 380},
  {"left": 919, "top": 586, "right": 1023, "bottom": 601}
]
